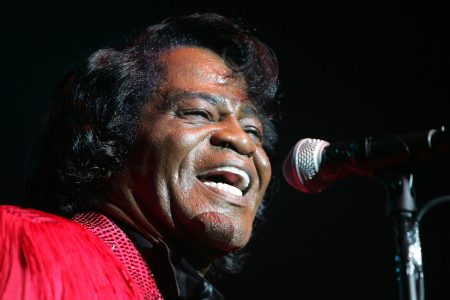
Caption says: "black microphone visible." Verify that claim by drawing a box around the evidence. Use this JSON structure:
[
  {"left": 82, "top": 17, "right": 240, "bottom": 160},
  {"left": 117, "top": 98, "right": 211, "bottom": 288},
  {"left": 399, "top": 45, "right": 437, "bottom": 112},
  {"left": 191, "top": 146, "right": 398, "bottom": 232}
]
[{"left": 283, "top": 126, "right": 450, "bottom": 193}]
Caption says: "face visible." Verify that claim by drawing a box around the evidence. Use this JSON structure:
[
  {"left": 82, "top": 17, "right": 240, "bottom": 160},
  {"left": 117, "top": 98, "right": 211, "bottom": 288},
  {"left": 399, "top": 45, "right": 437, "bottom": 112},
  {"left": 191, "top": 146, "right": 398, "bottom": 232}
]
[{"left": 125, "top": 47, "right": 272, "bottom": 259}]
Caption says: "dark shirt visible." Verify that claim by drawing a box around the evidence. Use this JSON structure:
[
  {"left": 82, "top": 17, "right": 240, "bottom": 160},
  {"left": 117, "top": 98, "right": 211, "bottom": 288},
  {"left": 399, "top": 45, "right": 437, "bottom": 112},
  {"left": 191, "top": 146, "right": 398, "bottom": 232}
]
[{"left": 118, "top": 223, "right": 225, "bottom": 300}]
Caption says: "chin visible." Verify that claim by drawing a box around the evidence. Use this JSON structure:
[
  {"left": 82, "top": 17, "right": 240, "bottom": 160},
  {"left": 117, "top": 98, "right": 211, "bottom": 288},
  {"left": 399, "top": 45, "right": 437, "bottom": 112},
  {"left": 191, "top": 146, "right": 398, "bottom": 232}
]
[{"left": 184, "top": 211, "right": 252, "bottom": 255}]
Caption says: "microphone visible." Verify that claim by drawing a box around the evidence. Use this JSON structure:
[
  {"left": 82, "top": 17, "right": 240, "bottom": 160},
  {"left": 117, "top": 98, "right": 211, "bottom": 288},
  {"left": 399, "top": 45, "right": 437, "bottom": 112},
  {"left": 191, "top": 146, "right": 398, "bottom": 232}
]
[{"left": 283, "top": 126, "right": 450, "bottom": 193}]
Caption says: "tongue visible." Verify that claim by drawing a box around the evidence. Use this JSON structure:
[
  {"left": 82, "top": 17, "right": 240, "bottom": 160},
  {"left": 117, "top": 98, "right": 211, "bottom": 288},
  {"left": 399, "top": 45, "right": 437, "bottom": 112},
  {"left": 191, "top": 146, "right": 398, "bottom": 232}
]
[{"left": 200, "top": 171, "right": 240, "bottom": 186}]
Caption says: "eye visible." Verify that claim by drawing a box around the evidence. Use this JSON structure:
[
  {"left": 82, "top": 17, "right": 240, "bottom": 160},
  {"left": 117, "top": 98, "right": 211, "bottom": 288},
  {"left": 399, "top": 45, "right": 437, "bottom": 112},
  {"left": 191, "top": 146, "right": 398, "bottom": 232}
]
[
  {"left": 179, "top": 109, "right": 213, "bottom": 121},
  {"left": 244, "top": 126, "right": 263, "bottom": 142}
]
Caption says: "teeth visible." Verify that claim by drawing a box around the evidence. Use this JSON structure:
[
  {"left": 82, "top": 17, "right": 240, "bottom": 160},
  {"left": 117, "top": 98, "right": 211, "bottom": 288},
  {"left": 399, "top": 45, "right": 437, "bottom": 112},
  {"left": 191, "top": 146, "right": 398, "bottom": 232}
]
[{"left": 203, "top": 181, "right": 243, "bottom": 196}]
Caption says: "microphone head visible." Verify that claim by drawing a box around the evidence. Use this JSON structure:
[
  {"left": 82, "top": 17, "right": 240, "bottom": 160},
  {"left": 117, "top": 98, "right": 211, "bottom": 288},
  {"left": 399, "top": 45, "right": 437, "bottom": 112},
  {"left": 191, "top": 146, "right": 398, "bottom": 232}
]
[{"left": 282, "top": 138, "right": 330, "bottom": 193}]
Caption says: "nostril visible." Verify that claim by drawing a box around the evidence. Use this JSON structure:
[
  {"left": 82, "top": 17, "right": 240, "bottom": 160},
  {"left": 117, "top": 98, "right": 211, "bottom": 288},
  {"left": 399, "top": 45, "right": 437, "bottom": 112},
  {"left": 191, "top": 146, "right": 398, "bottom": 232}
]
[
  {"left": 211, "top": 135, "right": 237, "bottom": 152},
  {"left": 210, "top": 124, "right": 257, "bottom": 156}
]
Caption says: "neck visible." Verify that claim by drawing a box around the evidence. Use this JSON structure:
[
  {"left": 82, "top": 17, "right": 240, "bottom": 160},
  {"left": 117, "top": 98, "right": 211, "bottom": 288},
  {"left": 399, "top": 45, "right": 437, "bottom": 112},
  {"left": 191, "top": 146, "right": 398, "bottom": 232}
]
[
  {"left": 100, "top": 198, "right": 162, "bottom": 245},
  {"left": 166, "top": 234, "right": 233, "bottom": 277}
]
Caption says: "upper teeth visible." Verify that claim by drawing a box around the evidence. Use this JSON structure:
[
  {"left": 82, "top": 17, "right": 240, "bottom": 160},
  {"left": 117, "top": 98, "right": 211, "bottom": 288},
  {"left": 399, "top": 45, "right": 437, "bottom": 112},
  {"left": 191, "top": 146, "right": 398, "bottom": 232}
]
[{"left": 199, "top": 166, "right": 251, "bottom": 196}]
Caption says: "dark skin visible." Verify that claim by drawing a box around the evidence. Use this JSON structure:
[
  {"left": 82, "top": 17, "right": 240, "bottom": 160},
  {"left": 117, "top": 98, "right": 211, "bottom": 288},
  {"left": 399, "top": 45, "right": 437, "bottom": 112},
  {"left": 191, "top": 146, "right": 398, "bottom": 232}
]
[{"left": 102, "top": 47, "right": 272, "bottom": 275}]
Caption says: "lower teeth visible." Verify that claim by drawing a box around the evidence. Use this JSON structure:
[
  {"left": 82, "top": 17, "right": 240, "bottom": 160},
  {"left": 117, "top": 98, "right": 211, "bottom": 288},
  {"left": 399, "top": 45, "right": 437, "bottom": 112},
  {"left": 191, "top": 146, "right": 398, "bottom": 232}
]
[{"left": 203, "top": 181, "right": 243, "bottom": 196}]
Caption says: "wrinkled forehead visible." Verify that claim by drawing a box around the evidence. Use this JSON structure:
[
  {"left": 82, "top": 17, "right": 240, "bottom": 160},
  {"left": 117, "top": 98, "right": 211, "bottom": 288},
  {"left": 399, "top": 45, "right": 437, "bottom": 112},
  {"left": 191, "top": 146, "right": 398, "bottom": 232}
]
[{"left": 159, "top": 46, "right": 252, "bottom": 105}]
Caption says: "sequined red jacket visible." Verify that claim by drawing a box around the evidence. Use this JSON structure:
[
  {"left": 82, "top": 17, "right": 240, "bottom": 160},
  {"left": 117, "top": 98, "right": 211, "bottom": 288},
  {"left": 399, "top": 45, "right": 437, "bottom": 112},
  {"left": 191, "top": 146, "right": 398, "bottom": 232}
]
[{"left": 0, "top": 205, "right": 163, "bottom": 299}]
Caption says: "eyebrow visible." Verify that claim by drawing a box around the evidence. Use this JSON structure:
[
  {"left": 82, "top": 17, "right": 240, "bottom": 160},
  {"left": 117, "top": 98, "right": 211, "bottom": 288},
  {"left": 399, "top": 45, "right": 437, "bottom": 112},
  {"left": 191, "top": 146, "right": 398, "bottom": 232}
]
[{"left": 162, "top": 90, "right": 259, "bottom": 117}]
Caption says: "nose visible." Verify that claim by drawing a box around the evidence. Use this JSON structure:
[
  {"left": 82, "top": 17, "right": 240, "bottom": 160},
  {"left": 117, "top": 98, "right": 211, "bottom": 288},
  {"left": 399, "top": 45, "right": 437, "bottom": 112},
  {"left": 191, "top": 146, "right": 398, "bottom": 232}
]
[{"left": 210, "top": 116, "right": 257, "bottom": 157}]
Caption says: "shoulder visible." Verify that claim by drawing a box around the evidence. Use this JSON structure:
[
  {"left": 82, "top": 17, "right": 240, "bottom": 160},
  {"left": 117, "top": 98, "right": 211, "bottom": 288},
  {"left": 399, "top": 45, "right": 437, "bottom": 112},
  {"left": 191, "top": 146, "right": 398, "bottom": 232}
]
[{"left": 0, "top": 205, "right": 145, "bottom": 299}]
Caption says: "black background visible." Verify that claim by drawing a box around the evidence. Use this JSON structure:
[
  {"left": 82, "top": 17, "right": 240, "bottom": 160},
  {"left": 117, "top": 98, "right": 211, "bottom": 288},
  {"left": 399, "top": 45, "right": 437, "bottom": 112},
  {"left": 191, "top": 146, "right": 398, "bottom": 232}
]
[{"left": 2, "top": 2, "right": 450, "bottom": 299}]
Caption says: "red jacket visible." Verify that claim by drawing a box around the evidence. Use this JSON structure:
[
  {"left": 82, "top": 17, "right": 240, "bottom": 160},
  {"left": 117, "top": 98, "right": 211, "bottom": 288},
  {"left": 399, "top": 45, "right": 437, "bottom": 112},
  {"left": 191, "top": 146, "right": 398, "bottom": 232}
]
[{"left": 0, "top": 205, "right": 163, "bottom": 299}]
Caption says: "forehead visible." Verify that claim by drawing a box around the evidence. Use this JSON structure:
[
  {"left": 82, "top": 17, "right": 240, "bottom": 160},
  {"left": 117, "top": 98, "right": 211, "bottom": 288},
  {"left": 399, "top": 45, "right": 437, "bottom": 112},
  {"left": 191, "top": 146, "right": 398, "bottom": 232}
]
[{"left": 159, "top": 47, "right": 252, "bottom": 106}]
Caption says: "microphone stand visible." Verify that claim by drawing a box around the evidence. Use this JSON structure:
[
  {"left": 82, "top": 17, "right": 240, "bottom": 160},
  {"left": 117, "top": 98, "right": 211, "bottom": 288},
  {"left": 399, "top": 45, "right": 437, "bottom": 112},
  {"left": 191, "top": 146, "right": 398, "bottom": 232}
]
[{"left": 381, "top": 173, "right": 424, "bottom": 300}]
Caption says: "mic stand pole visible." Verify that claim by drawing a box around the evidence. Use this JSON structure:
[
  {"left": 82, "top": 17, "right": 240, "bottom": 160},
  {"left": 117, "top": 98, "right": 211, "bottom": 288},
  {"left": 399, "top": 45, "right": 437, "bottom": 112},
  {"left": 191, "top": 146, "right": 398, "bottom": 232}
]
[{"left": 381, "top": 173, "right": 424, "bottom": 300}]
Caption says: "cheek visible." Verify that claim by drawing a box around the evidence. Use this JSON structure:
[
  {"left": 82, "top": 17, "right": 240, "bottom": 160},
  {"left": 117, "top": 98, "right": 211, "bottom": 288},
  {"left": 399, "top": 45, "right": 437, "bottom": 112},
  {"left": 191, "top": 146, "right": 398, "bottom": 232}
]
[
  {"left": 162, "top": 127, "right": 214, "bottom": 214},
  {"left": 129, "top": 124, "right": 207, "bottom": 215},
  {"left": 254, "top": 148, "right": 272, "bottom": 191},
  {"left": 161, "top": 126, "right": 213, "bottom": 168},
  {"left": 146, "top": 125, "right": 210, "bottom": 179}
]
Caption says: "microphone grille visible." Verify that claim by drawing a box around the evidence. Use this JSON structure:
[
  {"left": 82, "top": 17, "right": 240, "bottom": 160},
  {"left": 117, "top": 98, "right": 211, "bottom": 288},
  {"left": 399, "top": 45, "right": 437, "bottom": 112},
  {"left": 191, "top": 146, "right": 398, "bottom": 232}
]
[{"left": 283, "top": 138, "right": 330, "bottom": 193}]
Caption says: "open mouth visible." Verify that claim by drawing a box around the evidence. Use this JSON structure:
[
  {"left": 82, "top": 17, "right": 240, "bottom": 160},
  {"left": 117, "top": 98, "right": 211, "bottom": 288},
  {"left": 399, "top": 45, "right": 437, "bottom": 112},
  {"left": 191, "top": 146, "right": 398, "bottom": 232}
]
[{"left": 197, "top": 166, "right": 251, "bottom": 197}]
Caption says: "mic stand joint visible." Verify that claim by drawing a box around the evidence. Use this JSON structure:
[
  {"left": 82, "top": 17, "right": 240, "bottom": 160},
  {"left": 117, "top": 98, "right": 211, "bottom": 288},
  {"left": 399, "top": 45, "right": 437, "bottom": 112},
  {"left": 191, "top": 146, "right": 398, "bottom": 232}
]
[{"left": 381, "top": 173, "right": 424, "bottom": 300}]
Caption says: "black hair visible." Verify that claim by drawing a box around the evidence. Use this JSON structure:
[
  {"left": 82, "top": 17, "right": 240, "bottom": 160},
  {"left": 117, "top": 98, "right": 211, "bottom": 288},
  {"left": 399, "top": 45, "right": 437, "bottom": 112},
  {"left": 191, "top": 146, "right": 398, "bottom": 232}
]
[{"left": 25, "top": 12, "right": 281, "bottom": 274}]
